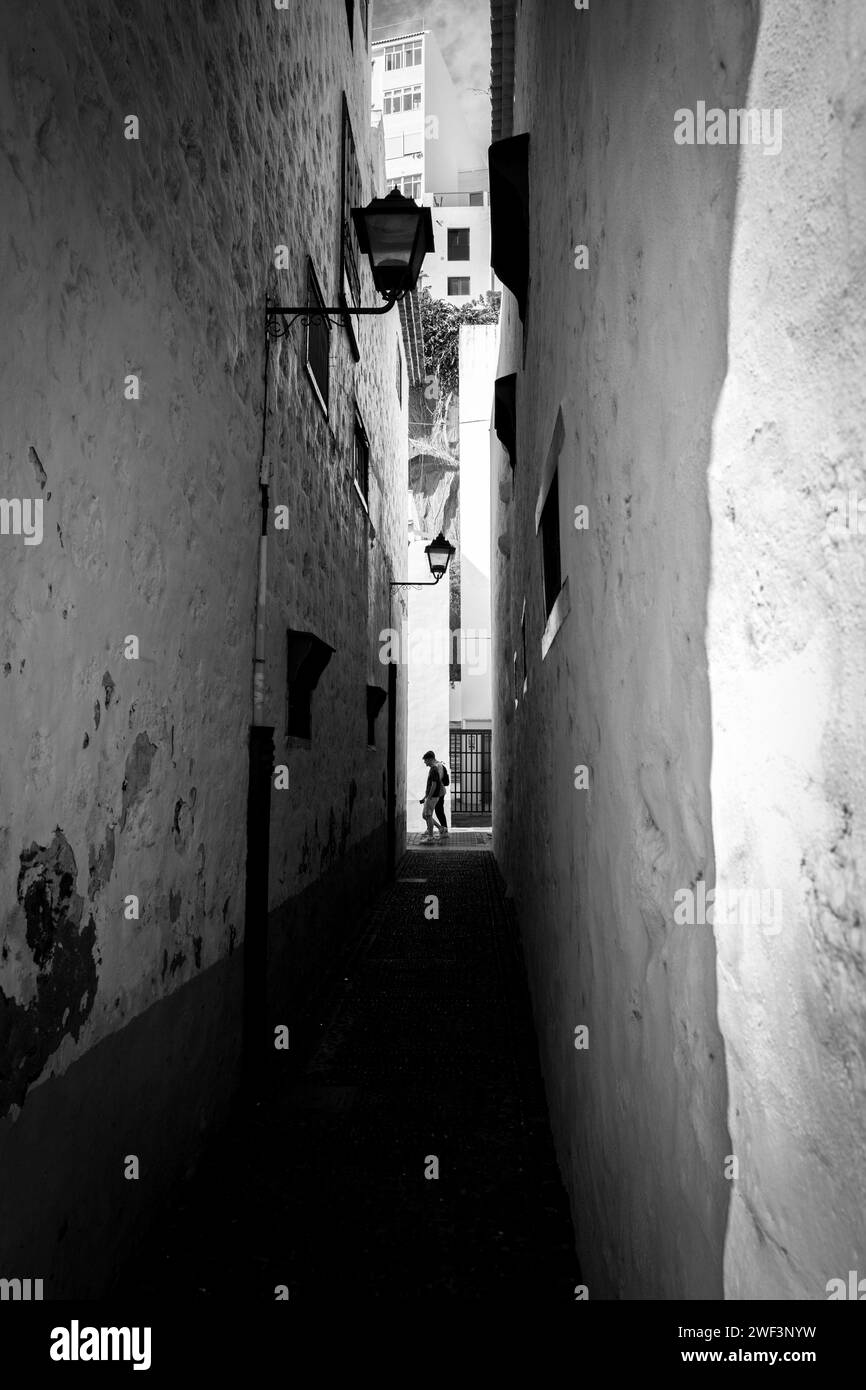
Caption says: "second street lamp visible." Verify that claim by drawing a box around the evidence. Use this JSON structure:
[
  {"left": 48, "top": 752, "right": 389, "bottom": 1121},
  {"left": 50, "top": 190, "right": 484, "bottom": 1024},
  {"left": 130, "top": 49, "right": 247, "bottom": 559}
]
[{"left": 422, "top": 532, "right": 456, "bottom": 582}]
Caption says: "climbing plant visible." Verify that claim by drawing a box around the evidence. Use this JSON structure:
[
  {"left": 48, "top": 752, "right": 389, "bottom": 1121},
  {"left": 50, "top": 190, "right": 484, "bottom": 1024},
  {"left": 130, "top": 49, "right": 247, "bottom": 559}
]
[{"left": 418, "top": 288, "right": 500, "bottom": 395}]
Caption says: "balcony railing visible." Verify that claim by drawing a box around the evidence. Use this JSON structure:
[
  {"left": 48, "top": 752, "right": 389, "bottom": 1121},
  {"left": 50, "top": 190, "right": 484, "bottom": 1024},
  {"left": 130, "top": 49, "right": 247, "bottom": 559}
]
[{"left": 423, "top": 191, "right": 488, "bottom": 208}]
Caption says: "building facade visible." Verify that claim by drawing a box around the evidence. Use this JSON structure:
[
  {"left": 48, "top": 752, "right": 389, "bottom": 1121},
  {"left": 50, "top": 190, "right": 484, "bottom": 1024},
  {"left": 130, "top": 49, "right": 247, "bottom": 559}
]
[
  {"left": 448, "top": 323, "right": 497, "bottom": 820},
  {"left": 490, "top": 0, "right": 866, "bottom": 1299},
  {"left": 371, "top": 27, "right": 493, "bottom": 305},
  {"left": 0, "top": 0, "right": 408, "bottom": 1296},
  {"left": 373, "top": 24, "right": 497, "bottom": 824}
]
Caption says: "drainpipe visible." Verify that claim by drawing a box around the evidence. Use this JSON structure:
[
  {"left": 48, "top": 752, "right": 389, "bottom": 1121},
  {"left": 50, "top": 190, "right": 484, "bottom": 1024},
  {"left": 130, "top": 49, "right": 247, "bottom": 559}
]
[{"left": 243, "top": 310, "right": 275, "bottom": 1093}]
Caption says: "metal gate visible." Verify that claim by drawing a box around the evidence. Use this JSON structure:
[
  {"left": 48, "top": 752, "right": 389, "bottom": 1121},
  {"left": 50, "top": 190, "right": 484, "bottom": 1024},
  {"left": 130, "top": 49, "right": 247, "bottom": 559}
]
[{"left": 448, "top": 729, "right": 492, "bottom": 817}]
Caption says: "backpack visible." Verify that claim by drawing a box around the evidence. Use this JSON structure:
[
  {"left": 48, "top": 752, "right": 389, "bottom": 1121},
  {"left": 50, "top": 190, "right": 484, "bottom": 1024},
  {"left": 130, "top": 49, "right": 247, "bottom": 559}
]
[{"left": 440, "top": 763, "right": 450, "bottom": 787}]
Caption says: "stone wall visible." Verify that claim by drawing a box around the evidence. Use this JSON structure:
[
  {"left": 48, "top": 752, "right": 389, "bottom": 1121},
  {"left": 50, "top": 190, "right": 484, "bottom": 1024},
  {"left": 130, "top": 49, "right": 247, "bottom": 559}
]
[
  {"left": 0, "top": 0, "right": 406, "bottom": 1295},
  {"left": 707, "top": 0, "right": 866, "bottom": 1300},
  {"left": 493, "top": 0, "right": 755, "bottom": 1299},
  {"left": 493, "top": 0, "right": 866, "bottom": 1301}
]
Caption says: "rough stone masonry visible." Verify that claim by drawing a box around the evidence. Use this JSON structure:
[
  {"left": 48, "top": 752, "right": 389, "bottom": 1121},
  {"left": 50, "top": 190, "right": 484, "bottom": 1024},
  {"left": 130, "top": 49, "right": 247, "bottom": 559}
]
[{"left": 0, "top": 0, "right": 407, "bottom": 1295}]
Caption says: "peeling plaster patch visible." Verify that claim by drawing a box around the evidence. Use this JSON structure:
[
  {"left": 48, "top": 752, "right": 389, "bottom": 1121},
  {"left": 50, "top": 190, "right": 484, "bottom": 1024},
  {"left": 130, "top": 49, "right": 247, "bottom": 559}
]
[
  {"left": 87, "top": 825, "right": 115, "bottom": 897},
  {"left": 172, "top": 788, "right": 196, "bottom": 852},
  {"left": 319, "top": 780, "right": 359, "bottom": 873},
  {"left": 120, "top": 732, "right": 157, "bottom": 832},
  {"left": 101, "top": 670, "right": 115, "bottom": 707},
  {"left": 28, "top": 444, "right": 47, "bottom": 490},
  {"left": 298, "top": 828, "right": 311, "bottom": 877},
  {"left": 0, "top": 829, "right": 98, "bottom": 1118}
]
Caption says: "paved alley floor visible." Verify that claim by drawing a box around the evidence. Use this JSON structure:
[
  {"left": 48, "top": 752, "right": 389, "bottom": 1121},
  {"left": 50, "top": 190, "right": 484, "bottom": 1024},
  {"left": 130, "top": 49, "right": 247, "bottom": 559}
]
[{"left": 114, "top": 850, "right": 580, "bottom": 1303}]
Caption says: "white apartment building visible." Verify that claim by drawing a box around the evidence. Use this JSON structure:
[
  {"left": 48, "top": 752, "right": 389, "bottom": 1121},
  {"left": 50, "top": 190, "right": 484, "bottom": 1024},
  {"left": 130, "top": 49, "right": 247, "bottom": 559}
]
[{"left": 371, "top": 27, "right": 493, "bottom": 303}]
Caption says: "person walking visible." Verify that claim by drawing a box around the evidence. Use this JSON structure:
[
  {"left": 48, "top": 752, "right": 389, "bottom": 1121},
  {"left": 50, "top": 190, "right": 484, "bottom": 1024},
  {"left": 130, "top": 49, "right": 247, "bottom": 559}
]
[
  {"left": 419, "top": 750, "right": 445, "bottom": 843},
  {"left": 432, "top": 754, "right": 449, "bottom": 837}
]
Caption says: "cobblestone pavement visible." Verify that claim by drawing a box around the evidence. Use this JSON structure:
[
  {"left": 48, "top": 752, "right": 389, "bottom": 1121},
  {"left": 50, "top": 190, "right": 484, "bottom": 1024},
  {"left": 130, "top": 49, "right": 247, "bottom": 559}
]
[
  {"left": 406, "top": 828, "right": 493, "bottom": 850},
  {"left": 114, "top": 851, "right": 580, "bottom": 1302}
]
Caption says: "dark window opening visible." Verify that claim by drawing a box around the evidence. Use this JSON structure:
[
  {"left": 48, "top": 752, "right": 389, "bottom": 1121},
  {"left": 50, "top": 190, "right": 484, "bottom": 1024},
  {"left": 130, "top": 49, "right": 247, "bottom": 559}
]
[
  {"left": 469, "top": 191, "right": 484, "bottom": 207},
  {"left": 304, "top": 261, "right": 330, "bottom": 414},
  {"left": 540, "top": 469, "right": 562, "bottom": 621},
  {"left": 494, "top": 372, "right": 517, "bottom": 469},
  {"left": 366, "top": 684, "right": 387, "bottom": 746},
  {"left": 447, "top": 276, "right": 470, "bottom": 296},
  {"left": 340, "top": 96, "right": 363, "bottom": 357},
  {"left": 353, "top": 408, "right": 369, "bottom": 501},
  {"left": 489, "top": 132, "right": 530, "bottom": 321},
  {"left": 286, "top": 630, "right": 335, "bottom": 740},
  {"left": 447, "top": 227, "right": 470, "bottom": 260}
]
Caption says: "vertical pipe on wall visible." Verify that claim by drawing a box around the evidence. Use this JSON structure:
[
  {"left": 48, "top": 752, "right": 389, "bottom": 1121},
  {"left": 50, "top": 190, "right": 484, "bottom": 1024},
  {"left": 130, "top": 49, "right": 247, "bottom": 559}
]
[{"left": 243, "top": 307, "right": 275, "bottom": 1092}]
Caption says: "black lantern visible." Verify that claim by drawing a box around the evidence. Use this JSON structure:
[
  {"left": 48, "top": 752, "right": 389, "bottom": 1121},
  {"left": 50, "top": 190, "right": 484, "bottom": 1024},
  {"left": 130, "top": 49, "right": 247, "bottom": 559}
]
[
  {"left": 424, "top": 532, "right": 456, "bottom": 580},
  {"left": 352, "top": 189, "right": 434, "bottom": 299},
  {"left": 265, "top": 189, "right": 435, "bottom": 340}
]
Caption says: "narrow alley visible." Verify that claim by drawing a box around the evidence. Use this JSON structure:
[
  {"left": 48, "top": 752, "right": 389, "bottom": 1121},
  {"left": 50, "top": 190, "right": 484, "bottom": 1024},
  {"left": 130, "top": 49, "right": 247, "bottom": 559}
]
[
  {"left": 2, "top": 0, "right": 865, "bottom": 1361},
  {"left": 113, "top": 842, "right": 580, "bottom": 1302}
]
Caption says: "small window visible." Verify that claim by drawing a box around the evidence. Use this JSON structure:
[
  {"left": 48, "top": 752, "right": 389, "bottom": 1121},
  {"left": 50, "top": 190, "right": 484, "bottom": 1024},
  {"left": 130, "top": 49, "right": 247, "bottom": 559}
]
[
  {"left": 447, "top": 228, "right": 470, "bottom": 260},
  {"left": 366, "top": 685, "right": 387, "bottom": 746},
  {"left": 447, "top": 276, "right": 470, "bottom": 296},
  {"left": 384, "top": 38, "right": 416, "bottom": 68},
  {"left": 353, "top": 408, "right": 369, "bottom": 501},
  {"left": 340, "top": 98, "right": 363, "bottom": 316},
  {"left": 469, "top": 191, "right": 484, "bottom": 207},
  {"left": 383, "top": 84, "right": 421, "bottom": 114},
  {"left": 304, "top": 262, "right": 330, "bottom": 415},
  {"left": 389, "top": 174, "right": 421, "bottom": 200},
  {"left": 540, "top": 469, "right": 562, "bottom": 620},
  {"left": 286, "top": 631, "right": 335, "bottom": 740}
]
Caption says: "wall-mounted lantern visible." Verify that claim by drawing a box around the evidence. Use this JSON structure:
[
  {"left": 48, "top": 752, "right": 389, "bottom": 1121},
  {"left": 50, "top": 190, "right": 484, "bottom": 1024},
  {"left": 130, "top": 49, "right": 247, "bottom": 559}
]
[
  {"left": 389, "top": 530, "right": 455, "bottom": 598},
  {"left": 266, "top": 189, "right": 434, "bottom": 339},
  {"left": 388, "top": 529, "right": 456, "bottom": 629},
  {"left": 422, "top": 532, "right": 456, "bottom": 582}
]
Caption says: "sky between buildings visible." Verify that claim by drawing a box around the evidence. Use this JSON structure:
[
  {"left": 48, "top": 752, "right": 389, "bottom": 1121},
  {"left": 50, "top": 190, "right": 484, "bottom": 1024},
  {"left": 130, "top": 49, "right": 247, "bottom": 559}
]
[{"left": 371, "top": 0, "right": 492, "bottom": 153}]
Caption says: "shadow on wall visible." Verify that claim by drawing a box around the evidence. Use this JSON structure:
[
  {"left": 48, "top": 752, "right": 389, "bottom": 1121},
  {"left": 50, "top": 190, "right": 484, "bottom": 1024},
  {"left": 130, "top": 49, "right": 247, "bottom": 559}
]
[
  {"left": 699, "top": 0, "right": 763, "bottom": 1288},
  {"left": 494, "top": 0, "right": 765, "bottom": 1300}
]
